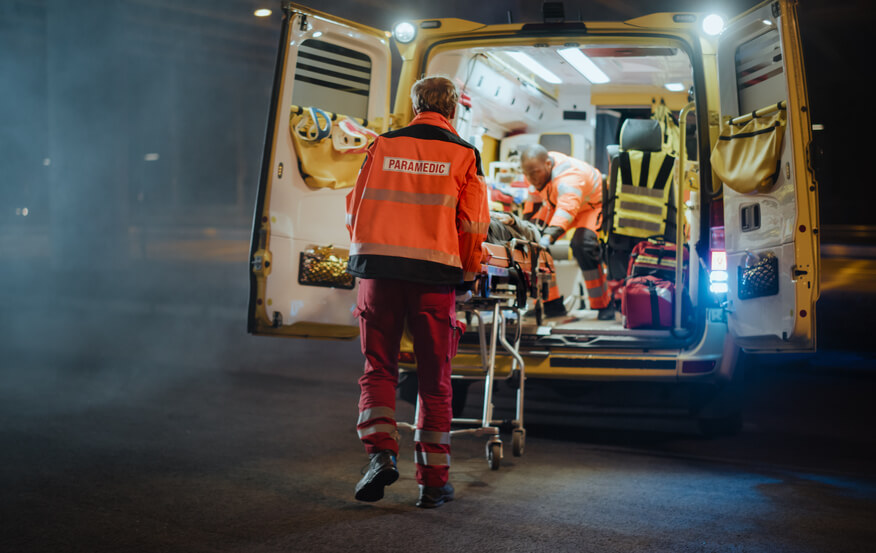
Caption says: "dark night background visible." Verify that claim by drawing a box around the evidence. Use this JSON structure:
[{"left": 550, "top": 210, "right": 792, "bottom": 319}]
[{"left": 1, "top": 3, "right": 875, "bottom": 551}]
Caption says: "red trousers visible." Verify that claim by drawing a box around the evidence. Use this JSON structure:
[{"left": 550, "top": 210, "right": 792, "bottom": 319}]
[{"left": 355, "top": 278, "right": 460, "bottom": 488}]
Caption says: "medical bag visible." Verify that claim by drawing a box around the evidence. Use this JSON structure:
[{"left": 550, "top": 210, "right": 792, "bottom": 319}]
[
  {"left": 621, "top": 276, "right": 675, "bottom": 329},
  {"left": 627, "top": 237, "right": 689, "bottom": 282}
]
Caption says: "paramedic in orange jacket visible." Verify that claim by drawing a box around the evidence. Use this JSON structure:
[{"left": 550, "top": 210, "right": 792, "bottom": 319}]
[
  {"left": 345, "top": 76, "right": 489, "bottom": 508},
  {"left": 520, "top": 144, "right": 613, "bottom": 320}
]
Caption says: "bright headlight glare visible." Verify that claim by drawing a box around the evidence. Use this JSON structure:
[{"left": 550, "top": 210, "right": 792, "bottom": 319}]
[
  {"left": 710, "top": 282, "right": 729, "bottom": 294},
  {"left": 702, "top": 14, "right": 725, "bottom": 36},
  {"left": 393, "top": 22, "right": 416, "bottom": 43}
]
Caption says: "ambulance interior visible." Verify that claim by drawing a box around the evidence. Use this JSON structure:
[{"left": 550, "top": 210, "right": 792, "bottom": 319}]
[{"left": 428, "top": 44, "right": 699, "bottom": 341}]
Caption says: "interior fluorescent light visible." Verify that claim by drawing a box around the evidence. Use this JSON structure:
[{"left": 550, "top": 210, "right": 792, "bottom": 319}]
[
  {"left": 557, "top": 48, "right": 609, "bottom": 84},
  {"left": 506, "top": 51, "right": 562, "bottom": 84},
  {"left": 664, "top": 82, "right": 685, "bottom": 92}
]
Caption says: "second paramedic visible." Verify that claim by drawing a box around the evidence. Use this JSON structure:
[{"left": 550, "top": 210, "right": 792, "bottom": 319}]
[
  {"left": 520, "top": 144, "right": 613, "bottom": 320},
  {"left": 345, "top": 76, "right": 489, "bottom": 508}
]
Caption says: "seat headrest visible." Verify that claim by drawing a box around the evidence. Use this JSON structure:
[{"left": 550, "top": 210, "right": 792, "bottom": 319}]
[
  {"left": 606, "top": 144, "right": 620, "bottom": 162},
  {"left": 619, "top": 119, "right": 662, "bottom": 152}
]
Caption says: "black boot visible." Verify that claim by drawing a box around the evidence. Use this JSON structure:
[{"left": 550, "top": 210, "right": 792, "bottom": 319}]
[
  {"left": 597, "top": 306, "right": 615, "bottom": 321},
  {"left": 354, "top": 450, "right": 398, "bottom": 502},
  {"left": 416, "top": 482, "right": 455, "bottom": 508},
  {"left": 543, "top": 297, "right": 567, "bottom": 318}
]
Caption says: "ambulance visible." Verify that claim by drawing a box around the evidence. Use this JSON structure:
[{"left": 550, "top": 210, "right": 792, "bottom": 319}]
[{"left": 247, "top": 1, "right": 820, "bottom": 434}]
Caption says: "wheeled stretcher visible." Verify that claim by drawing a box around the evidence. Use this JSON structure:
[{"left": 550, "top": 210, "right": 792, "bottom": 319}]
[
  {"left": 449, "top": 238, "right": 557, "bottom": 470},
  {"left": 399, "top": 238, "right": 557, "bottom": 470}
]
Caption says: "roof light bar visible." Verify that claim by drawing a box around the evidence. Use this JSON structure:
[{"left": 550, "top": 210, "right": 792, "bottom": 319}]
[
  {"left": 556, "top": 47, "right": 609, "bottom": 84},
  {"left": 506, "top": 51, "right": 562, "bottom": 84}
]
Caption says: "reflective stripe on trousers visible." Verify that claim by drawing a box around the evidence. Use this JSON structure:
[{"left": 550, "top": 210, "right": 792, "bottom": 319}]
[
  {"left": 571, "top": 228, "right": 611, "bottom": 310},
  {"left": 357, "top": 406, "right": 399, "bottom": 453}
]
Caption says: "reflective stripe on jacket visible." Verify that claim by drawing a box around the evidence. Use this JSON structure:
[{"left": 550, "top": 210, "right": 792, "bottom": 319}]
[
  {"left": 345, "top": 111, "right": 489, "bottom": 284},
  {"left": 532, "top": 151, "right": 603, "bottom": 234}
]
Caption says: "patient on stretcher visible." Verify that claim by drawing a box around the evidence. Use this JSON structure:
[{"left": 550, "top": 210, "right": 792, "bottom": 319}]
[
  {"left": 486, "top": 212, "right": 542, "bottom": 245},
  {"left": 472, "top": 211, "right": 569, "bottom": 323}
]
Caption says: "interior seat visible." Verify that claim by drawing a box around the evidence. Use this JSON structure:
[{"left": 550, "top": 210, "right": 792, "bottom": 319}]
[{"left": 603, "top": 119, "right": 678, "bottom": 281}]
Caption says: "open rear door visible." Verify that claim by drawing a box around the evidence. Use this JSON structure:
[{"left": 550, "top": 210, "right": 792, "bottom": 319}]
[
  {"left": 716, "top": 0, "right": 820, "bottom": 351},
  {"left": 248, "top": 3, "right": 391, "bottom": 338}
]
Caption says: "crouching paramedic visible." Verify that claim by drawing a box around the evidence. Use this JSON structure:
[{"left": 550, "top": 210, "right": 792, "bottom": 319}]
[
  {"left": 520, "top": 144, "right": 613, "bottom": 320},
  {"left": 345, "top": 76, "right": 489, "bottom": 508}
]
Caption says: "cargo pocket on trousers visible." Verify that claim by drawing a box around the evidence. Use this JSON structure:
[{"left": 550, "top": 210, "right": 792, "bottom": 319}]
[{"left": 448, "top": 318, "right": 466, "bottom": 361}]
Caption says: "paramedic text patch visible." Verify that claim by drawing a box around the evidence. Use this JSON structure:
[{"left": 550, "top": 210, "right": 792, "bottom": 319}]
[{"left": 383, "top": 157, "right": 450, "bottom": 176}]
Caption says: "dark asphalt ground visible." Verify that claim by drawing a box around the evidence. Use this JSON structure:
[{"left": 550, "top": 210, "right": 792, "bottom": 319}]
[{"left": 0, "top": 257, "right": 874, "bottom": 552}]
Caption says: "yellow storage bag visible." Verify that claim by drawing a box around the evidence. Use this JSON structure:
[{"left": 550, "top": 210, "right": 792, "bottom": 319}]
[{"left": 710, "top": 108, "right": 786, "bottom": 195}]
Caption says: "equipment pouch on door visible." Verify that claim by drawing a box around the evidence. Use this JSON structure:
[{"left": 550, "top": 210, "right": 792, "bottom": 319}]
[
  {"left": 711, "top": 108, "right": 786, "bottom": 195},
  {"left": 289, "top": 105, "right": 374, "bottom": 190}
]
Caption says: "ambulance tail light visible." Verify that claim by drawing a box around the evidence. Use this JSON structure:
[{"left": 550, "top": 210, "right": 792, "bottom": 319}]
[
  {"left": 709, "top": 250, "right": 728, "bottom": 294},
  {"left": 709, "top": 199, "right": 727, "bottom": 295}
]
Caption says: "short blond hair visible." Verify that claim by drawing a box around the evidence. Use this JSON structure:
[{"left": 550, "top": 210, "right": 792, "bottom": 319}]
[{"left": 410, "top": 76, "right": 458, "bottom": 119}]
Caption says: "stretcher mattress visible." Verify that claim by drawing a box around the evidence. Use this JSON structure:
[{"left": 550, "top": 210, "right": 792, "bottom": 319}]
[{"left": 475, "top": 240, "right": 556, "bottom": 303}]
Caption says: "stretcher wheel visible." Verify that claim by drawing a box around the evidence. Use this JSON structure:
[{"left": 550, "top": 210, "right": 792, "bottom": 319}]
[
  {"left": 512, "top": 429, "right": 525, "bottom": 457},
  {"left": 486, "top": 439, "right": 502, "bottom": 470}
]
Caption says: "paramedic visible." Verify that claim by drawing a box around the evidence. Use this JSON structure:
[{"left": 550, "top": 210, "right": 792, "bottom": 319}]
[
  {"left": 345, "top": 76, "right": 489, "bottom": 508},
  {"left": 520, "top": 144, "right": 613, "bottom": 320}
]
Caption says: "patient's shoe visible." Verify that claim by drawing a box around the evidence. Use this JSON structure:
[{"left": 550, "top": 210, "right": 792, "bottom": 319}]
[
  {"left": 354, "top": 450, "right": 398, "bottom": 502},
  {"left": 416, "top": 482, "right": 455, "bottom": 508}
]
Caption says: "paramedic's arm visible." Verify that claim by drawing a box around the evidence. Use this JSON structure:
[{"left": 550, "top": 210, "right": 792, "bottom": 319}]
[
  {"left": 542, "top": 175, "right": 587, "bottom": 244},
  {"left": 345, "top": 143, "right": 376, "bottom": 238},
  {"left": 457, "top": 153, "right": 489, "bottom": 287}
]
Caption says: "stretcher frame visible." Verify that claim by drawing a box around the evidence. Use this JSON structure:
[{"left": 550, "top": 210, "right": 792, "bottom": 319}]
[{"left": 398, "top": 239, "right": 555, "bottom": 470}]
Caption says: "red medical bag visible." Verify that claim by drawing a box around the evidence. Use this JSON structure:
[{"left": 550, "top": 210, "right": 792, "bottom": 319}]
[
  {"left": 621, "top": 276, "right": 675, "bottom": 329},
  {"left": 627, "top": 237, "right": 689, "bottom": 282}
]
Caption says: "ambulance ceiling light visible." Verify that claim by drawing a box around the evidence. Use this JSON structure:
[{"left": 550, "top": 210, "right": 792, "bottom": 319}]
[
  {"left": 506, "top": 51, "right": 562, "bottom": 84},
  {"left": 393, "top": 22, "right": 417, "bottom": 43},
  {"left": 664, "top": 82, "right": 685, "bottom": 92},
  {"left": 556, "top": 47, "right": 609, "bottom": 84},
  {"left": 702, "top": 14, "right": 725, "bottom": 36}
]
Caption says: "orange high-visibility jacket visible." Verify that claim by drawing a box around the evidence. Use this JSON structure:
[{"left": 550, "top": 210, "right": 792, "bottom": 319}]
[
  {"left": 532, "top": 151, "right": 604, "bottom": 234},
  {"left": 345, "top": 111, "right": 489, "bottom": 285}
]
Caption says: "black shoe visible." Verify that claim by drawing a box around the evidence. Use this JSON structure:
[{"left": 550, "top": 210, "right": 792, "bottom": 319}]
[
  {"left": 354, "top": 450, "right": 398, "bottom": 502},
  {"left": 543, "top": 297, "right": 567, "bottom": 318},
  {"left": 523, "top": 298, "right": 567, "bottom": 320},
  {"left": 597, "top": 306, "right": 615, "bottom": 321},
  {"left": 416, "top": 482, "right": 455, "bottom": 508}
]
